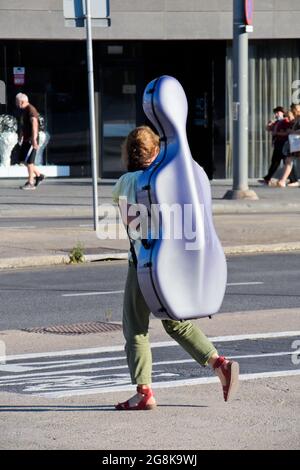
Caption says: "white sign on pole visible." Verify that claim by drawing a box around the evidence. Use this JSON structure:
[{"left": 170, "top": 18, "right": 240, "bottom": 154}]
[
  {"left": 63, "top": 0, "right": 110, "bottom": 27},
  {"left": 13, "top": 67, "right": 25, "bottom": 86},
  {"left": 0, "top": 80, "right": 6, "bottom": 105},
  {"left": 63, "top": 0, "right": 110, "bottom": 231}
]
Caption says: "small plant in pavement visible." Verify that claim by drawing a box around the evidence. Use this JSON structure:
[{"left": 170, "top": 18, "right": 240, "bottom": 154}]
[
  {"left": 69, "top": 242, "right": 85, "bottom": 264},
  {"left": 104, "top": 309, "right": 113, "bottom": 322}
]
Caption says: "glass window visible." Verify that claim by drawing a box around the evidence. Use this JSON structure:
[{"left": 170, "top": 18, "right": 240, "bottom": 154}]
[
  {"left": 226, "top": 40, "right": 300, "bottom": 178},
  {"left": 1, "top": 41, "right": 90, "bottom": 175},
  {"left": 100, "top": 66, "right": 136, "bottom": 178}
]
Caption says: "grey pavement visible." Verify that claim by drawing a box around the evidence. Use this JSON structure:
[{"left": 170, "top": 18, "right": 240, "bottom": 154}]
[
  {"left": 1, "top": 309, "right": 300, "bottom": 450},
  {"left": 0, "top": 177, "right": 300, "bottom": 268},
  {"left": 1, "top": 178, "right": 300, "bottom": 450}
]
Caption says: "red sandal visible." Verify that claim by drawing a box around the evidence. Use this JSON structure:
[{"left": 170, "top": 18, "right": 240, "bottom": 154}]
[
  {"left": 213, "top": 356, "right": 239, "bottom": 402},
  {"left": 115, "top": 385, "right": 157, "bottom": 411}
]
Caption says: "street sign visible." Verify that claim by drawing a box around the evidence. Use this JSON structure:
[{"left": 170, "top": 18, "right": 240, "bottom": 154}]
[
  {"left": 63, "top": 0, "right": 110, "bottom": 27},
  {"left": 13, "top": 67, "right": 25, "bottom": 86},
  {"left": 63, "top": 1, "right": 111, "bottom": 231},
  {"left": 0, "top": 81, "right": 6, "bottom": 105},
  {"left": 245, "top": 0, "right": 253, "bottom": 25}
]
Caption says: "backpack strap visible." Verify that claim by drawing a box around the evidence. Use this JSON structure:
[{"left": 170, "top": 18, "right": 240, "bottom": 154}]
[{"left": 127, "top": 227, "right": 138, "bottom": 268}]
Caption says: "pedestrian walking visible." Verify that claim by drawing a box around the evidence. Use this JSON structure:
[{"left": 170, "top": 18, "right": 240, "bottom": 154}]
[
  {"left": 15, "top": 93, "right": 45, "bottom": 190},
  {"left": 259, "top": 106, "right": 298, "bottom": 186},
  {"left": 112, "top": 125, "right": 239, "bottom": 411},
  {"left": 277, "top": 103, "right": 300, "bottom": 188}
]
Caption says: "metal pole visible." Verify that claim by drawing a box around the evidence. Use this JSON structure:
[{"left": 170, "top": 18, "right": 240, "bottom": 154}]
[
  {"left": 4, "top": 45, "right": 8, "bottom": 112},
  {"left": 233, "top": 0, "right": 248, "bottom": 191},
  {"left": 224, "top": 0, "right": 257, "bottom": 200},
  {"left": 85, "top": 0, "right": 99, "bottom": 230}
]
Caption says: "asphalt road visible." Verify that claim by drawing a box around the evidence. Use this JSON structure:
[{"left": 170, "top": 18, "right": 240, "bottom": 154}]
[
  {"left": 0, "top": 252, "right": 299, "bottom": 451},
  {"left": 0, "top": 333, "right": 299, "bottom": 398},
  {"left": 0, "top": 252, "right": 299, "bottom": 331},
  {"left": 0, "top": 216, "right": 95, "bottom": 228}
]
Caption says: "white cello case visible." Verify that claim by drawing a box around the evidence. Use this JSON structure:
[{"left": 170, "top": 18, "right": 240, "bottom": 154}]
[{"left": 136, "top": 75, "right": 227, "bottom": 320}]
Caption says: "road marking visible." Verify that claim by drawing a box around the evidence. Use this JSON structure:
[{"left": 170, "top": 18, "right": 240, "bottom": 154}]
[
  {"left": 62, "top": 290, "right": 125, "bottom": 297},
  {"left": 1, "top": 333, "right": 299, "bottom": 398},
  {"left": 0, "top": 355, "right": 126, "bottom": 373},
  {"left": 3, "top": 331, "right": 300, "bottom": 361},
  {"left": 34, "top": 369, "right": 300, "bottom": 398},
  {"left": 0, "top": 226, "right": 36, "bottom": 229},
  {"left": 227, "top": 282, "right": 264, "bottom": 286},
  {"left": 0, "top": 350, "right": 295, "bottom": 375},
  {"left": 61, "top": 282, "right": 264, "bottom": 298}
]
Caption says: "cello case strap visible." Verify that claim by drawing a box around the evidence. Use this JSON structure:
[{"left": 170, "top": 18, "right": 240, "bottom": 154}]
[
  {"left": 129, "top": 240, "right": 138, "bottom": 269},
  {"left": 127, "top": 227, "right": 138, "bottom": 269}
]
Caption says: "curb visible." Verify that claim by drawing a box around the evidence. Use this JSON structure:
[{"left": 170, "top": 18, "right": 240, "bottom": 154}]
[
  {"left": 212, "top": 203, "right": 300, "bottom": 214},
  {"left": 0, "top": 252, "right": 128, "bottom": 270},
  {"left": 224, "top": 242, "right": 300, "bottom": 255},
  {"left": 2, "top": 203, "right": 300, "bottom": 218},
  {"left": 0, "top": 243, "right": 299, "bottom": 269},
  {"left": 0, "top": 255, "right": 70, "bottom": 270},
  {"left": 0, "top": 204, "right": 119, "bottom": 219}
]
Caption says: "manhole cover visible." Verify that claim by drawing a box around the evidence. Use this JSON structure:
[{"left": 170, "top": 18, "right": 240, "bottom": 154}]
[{"left": 22, "top": 321, "right": 123, "bottom": 335}]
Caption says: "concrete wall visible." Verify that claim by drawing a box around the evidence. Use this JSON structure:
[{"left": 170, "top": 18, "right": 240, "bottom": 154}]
[{"left": 0, "top": 0, "right": 300, "bottom": 40}]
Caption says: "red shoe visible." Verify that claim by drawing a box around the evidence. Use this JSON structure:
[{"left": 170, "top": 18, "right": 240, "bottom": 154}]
[
  {"left": 213, "top": 356, "right": 239, "bottom": 402},
  {"left": 115, "top": 385, "right": 157, "bottom": 411}
]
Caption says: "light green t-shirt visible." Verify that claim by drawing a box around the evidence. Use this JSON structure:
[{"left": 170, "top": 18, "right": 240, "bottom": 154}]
[
  {"left": 112, "top": 171, "right": 143, "bottom": 260},
  {"left": 112, "top": 171, "right": 142, "bottom": 205}
]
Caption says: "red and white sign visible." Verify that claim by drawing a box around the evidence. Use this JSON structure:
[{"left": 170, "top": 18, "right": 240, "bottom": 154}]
[
  {"left": 13, "top": 67, "right": 25, "bottom": 86},
  {"left": 245, "top": 0, "right": 253, "bottom": 25}
]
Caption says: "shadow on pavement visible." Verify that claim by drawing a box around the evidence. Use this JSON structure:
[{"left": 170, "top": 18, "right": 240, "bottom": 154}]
[{"left": 0, "top": 403, "right": 208, "bottom": 412}]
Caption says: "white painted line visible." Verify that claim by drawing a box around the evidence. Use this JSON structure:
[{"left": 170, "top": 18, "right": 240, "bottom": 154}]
[
  {"left": 0, "top": 349, "right": 295, "bottom": 378},
  {"left": 228, "top": 351, "right": 294, "bottom": 359},
  {"left": 150, "top": 350, "right": 297, "bottom": 364},
  {"left": 0, "top": 226, "right": 36, "bottom": 229},
  {"left": 34, "top": 369, "right": 300, "bottom": 398},
  {"left": 209, "top": 331, "right": 300, "bottom": 342},
  {"left": 227, "top": 282, "right": 264, "bottom": 286},
  {"left": 62, "top": 282, "right": 264, "bottom": 297},
  {"left": 4, "top": 331, "right": 300, "bottom": 361},
  {"left": 0, "top": 355, "right": 126, "bottom": 373},
  {"left": 0, "top": 364, "right": 128, "bottom": 379},
  {"left": 4, "top": 345, "right": 125, "bottom": 361},
  {"left": 62, "top": 290, "right": 124, "bottom": 298},
  {"left": 0, "top": 350, "right": 295, "bottom": 375}
]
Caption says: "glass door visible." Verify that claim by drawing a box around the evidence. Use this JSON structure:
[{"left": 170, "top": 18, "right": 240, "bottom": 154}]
[{"left": 100, "top": 66, "right": 136, "bottom": 178}]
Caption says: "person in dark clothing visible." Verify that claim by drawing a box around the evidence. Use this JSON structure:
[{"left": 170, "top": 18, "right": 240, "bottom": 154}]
[
  {"left": 277, "top": 103, "right": 300, "bottom": 187},
  {"left": 15, "top": 93, "right": 45, "bottom": 190},
  {"left": 259, "top": 106, "right": 298, "bottom": 186}
]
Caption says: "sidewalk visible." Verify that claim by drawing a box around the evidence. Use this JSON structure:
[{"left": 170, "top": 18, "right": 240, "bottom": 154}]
[
  {"left": 1, "top": 178, "right": 300, "bottom": 451},
  {"left": 0, "top": 178, "right": 300, "bottom": 269}
]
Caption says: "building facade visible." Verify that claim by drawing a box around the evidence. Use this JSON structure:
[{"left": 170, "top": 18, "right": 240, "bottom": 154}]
[{"left": 1, "top": 1, "right": 300, "bottom": 179}]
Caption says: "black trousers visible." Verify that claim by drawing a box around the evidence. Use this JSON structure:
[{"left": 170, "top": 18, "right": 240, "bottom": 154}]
[{"left": 264, "top": 142, "right": 298, "bottom": 183}]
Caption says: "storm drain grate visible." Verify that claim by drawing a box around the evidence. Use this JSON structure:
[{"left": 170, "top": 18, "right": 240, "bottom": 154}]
[{"left": 22, "top": 321, "right": 123, "bottom": 335}]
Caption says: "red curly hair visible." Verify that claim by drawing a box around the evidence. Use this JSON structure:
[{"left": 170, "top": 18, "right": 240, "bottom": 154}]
[{"left": 121, "top": 126, "right": 160, "bottom": 171}]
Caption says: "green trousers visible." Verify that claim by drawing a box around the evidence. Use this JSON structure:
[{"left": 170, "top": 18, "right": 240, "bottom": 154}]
[{"left": 123, "top": 264, "right": 218, "bottom": 385}]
